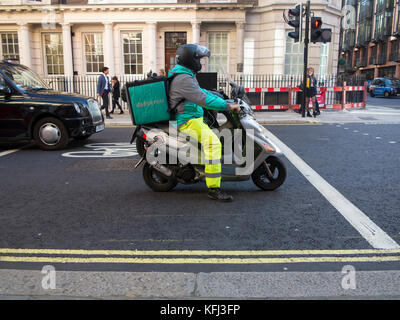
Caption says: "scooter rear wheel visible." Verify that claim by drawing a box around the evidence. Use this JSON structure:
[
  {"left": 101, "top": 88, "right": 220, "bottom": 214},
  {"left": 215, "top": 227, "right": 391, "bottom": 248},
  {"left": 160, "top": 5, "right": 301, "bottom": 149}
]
[
  {"left": 143, "top": 163, "right": 178, "bottom": 192},
  {"left": 251, "top": 156, "right": 286, "bottom": 191}
]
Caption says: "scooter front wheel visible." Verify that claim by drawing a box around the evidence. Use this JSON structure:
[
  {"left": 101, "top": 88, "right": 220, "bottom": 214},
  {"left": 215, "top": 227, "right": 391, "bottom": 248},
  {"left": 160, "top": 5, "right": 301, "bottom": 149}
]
[
  {"left": 251, "top": 156, "right": 286, "bottom": 191},
  {"left": 142, "top": 163, "right": 178, "bottom": 192}
]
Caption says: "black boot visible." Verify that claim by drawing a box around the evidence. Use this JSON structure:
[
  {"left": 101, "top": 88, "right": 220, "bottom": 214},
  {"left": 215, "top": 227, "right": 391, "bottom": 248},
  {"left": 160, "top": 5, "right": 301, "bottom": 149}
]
[
  {"left": 307, "top": 111, "right": 312, "bottom": 117},
  {"left": 208, "top": 188, "right": 234, "bottom": 202}
]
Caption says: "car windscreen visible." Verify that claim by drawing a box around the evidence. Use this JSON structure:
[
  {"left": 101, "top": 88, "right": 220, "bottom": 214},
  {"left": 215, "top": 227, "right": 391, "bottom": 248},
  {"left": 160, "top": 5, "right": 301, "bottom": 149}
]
[
  {"left": 391, "top": 79, "right": 400, "bottom": 86},
  {"left": 1, "top": 64, "right": 50, "bottom": 92}
]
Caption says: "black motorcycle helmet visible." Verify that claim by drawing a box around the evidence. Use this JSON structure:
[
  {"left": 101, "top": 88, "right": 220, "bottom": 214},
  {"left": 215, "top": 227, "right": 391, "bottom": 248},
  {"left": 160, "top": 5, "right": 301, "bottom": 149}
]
[{"left": 176, "top": 44, "right": 210, "bottom": 73}]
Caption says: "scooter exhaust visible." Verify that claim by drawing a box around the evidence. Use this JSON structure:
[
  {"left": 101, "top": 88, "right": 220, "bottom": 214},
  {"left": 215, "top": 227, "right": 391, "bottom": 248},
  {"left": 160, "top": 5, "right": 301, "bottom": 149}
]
[{"left": 150, "top": 160, "right": 173, "bottom": 177}]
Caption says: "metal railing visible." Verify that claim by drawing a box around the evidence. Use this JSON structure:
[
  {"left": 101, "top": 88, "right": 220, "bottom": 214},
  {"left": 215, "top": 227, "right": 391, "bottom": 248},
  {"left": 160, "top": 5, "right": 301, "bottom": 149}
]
[{"left": 44, "top": 73, "right": 366, "bottom": 111}]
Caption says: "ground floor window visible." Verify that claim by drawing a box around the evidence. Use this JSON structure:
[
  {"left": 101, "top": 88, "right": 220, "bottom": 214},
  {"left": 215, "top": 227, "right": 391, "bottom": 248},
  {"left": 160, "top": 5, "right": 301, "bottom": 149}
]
[
  {"left": 319, "top": 43, "right": 330, "bottom": 76},
  {"left": 84, "top": 33, "right": 104, "bottom": 74},
  {"left": 122, "top": 32, "right": 143, "bottom": 75},
  {"left": 378, "top": 66, "right": 396, "bottom": 78},
  {"left": 360, "top": 68, "right": 375, "bottom": 80},
  {"left": 208, "top": 32, "right": 228, "bottom": 73},
  {"left": 284, "top": 34, "right": 303, "bottom": 75},
  {"left": 1, "top": 33, "right": 19, "bottom": 62},
  {"left": 43, "top": 33, "right": 64, "bottom": 75}
]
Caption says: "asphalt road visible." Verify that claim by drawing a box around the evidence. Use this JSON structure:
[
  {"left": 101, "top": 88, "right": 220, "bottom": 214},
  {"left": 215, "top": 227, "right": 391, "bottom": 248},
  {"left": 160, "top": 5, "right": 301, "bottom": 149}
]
[
  {"left": 0, "top": 124, "right": 399, "bottom": 277},
  {"left": 366, "top": 94, "right": 400, "bottom": 109}
]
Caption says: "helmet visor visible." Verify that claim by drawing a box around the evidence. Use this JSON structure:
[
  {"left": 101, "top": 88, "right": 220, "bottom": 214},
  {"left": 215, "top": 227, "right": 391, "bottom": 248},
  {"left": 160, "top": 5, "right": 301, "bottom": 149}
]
[{"left": 194, "top": 45, "right": 210, "bottom": 59}]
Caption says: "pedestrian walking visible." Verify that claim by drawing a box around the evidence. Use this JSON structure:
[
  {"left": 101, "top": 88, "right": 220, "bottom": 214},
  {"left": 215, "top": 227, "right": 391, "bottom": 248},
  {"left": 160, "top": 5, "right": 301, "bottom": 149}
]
[
  {"left": 110, "top": 76, "right": 123, "bottom": 114},
  {"left": 96, "top": 66, "right": 112, "bottom": 119}
]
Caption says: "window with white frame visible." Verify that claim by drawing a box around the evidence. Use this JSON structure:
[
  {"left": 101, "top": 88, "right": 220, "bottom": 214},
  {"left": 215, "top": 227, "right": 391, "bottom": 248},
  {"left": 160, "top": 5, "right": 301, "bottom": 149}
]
[
  {"left": 284, "top": 34, "right": 303, "bottom": 75},
  {"left": 319, "top": 43, "right": 330, "bottom": 75},
  {"left": 1, "top": 33, "right": 19, "bottom": 62},
  {"left": 122, "top": 32, "right": 143, "bottom": 75},
  {"left": 43, "top": 33, "right": 64, "bottom": 75},
  {"left": 208, "top": 32, "right": 228, "bottom": 73},
  {"left": 84, "top": 33, "right": 104, "bottom": 74}
]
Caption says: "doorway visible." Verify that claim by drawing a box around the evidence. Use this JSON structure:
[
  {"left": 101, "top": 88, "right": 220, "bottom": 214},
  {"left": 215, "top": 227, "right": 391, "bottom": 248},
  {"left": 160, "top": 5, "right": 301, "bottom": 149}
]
[{"left": 165, "top": 32, "right": 187, "bottom": 74}]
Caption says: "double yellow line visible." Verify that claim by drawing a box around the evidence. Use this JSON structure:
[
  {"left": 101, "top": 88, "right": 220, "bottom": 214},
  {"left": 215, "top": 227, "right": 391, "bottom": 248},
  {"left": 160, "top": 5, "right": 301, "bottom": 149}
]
[{"left": 1, "top": 248, "right": 400, "bottom": 264}]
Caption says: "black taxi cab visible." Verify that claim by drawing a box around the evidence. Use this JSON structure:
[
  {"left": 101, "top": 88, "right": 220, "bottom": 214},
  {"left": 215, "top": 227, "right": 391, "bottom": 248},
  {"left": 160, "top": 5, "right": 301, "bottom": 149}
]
[{"left": 0, "top": 60, "right": 104, "bottom": 150}]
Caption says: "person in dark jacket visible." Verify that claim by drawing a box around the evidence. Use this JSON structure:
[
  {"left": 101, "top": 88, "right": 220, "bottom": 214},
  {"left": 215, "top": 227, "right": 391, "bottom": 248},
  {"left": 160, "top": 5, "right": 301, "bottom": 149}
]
[
  {"left": 96, "top": 67, "right": 112, "bottom": 119},
  {"left": 305, "top": 67, "right": 318, "bottom": 118},
  {"left": 110, "top": 76, "right": 123, "bottom": 114}
]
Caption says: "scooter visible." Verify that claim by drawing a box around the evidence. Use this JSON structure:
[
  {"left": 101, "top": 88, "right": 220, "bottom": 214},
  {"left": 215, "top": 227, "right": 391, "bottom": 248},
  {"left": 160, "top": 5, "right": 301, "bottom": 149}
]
[{"left": 129, "top": 74, "right": 287, "bottom": 192}]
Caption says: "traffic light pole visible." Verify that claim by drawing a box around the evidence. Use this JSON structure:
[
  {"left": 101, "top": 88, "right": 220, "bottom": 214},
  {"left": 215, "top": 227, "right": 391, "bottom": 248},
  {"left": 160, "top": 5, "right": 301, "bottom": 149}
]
[{"left": 301, "top": 0, "right": 310, "bottom": 118}]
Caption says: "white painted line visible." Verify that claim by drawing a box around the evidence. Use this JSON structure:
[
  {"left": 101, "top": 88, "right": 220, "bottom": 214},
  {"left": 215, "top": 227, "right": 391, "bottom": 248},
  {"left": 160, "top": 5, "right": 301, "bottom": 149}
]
[
  {"left": 0, "top": 148, "right": 22, "bottom": 157},
  {"left": 264, "top": 128, "right": 400, "bottom": 250},
  {"left": 389, "top": 141, "right": 396, "bottom": 144},
  {"left": 0, "top": 144, "right": 33, "bottom": 157}
]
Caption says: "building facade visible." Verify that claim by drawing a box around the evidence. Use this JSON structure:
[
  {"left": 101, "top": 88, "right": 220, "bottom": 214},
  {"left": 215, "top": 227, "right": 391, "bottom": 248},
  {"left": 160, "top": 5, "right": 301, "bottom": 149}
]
[
  {"left": 339, "top": 0, "right": 400, "bottom": 79},
  {"left": 0, "top": 0, "right": 343, "bottom": 80}
]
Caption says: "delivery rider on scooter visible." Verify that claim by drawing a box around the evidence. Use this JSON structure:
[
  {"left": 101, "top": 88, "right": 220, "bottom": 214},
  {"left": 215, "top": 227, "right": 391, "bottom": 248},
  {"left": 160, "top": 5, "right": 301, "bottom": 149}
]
[{"left": 168, "top": 44, "right": 240, "bottom": 202}]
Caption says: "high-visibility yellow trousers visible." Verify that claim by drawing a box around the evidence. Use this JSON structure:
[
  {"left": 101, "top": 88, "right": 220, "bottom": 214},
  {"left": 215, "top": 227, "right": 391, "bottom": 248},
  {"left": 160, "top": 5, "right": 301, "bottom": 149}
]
[{"left": 179, "top": 117, "right": 222, "bottom": 188}]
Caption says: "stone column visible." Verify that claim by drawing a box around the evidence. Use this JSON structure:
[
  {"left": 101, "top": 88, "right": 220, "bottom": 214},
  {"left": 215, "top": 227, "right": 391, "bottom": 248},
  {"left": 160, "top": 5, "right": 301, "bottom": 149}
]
[
  {"left": 147, "top": 22, "right": 157, "bottom": 73},
  {"left": 17, "top": 23, "right": 32, "bottom": 68},
  {"left": 61, "top": 23, "right": 74, "bottom": 79},
  {"left": 236, "top": 21, "right": 245, "bottom": 73},
  {"left": 103, "top": 22, "right": 115, "bottom": 76},
  {"left": 191, "top": 22, "right": 201, "bottom": 44}
]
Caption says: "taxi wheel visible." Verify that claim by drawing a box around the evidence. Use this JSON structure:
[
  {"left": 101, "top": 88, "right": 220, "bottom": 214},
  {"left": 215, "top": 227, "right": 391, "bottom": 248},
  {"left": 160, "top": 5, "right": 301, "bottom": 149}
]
[{"left": 33, "top": 117, "right": 69, "bottom": 151}]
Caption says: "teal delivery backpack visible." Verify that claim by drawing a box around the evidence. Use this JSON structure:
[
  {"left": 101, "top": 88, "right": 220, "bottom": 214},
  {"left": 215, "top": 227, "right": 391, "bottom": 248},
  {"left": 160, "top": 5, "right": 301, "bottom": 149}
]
[{"left": 126, "top": 76, "right": 177, "bottom": 125}]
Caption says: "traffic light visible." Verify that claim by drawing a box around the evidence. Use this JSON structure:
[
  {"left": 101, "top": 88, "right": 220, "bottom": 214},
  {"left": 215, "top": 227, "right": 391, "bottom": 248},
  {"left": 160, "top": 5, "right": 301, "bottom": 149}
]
[
  {"left": 287, "top": 4, "right": 303, "bottom": 43},
  {"left": 310, "top": 17, "right": 332, "bottom": 43},
  {"left": 311, "top": 17, "right": 322, "bottom": 42}
]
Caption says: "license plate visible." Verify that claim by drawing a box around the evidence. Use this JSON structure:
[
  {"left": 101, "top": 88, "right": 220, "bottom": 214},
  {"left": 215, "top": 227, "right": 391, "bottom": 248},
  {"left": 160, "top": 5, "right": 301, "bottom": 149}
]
[{"left": 96, "top": 124, "right": 105, "bottom": 132}]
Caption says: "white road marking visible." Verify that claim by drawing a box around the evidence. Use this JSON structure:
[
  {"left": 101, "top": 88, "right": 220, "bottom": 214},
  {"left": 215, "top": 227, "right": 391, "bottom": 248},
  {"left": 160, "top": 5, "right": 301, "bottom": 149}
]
[
  {"left": 0, "top": 148, "right": 23, "bottom": 157},
  {"left": 389, "top": 141, "right": 397, "bottom": 144},
  {"left": 264, "top": 128, "right": 400, "bottom": 250}
]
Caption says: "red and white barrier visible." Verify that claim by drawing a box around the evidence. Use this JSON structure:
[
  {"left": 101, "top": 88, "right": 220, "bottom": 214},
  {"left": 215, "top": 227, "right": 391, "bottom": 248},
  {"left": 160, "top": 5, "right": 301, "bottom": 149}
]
[{"left": 245, "top": 82, "right": 367, "bottom": 111}]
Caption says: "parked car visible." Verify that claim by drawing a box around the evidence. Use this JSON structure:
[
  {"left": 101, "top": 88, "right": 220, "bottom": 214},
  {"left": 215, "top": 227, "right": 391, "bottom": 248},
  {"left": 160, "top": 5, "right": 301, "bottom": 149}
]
[
  {"left": 0, "top": 60, "right": 104, "bottom": 150},
  {"left": 369, "top": 77, "right": 400, "bottom": 98}
]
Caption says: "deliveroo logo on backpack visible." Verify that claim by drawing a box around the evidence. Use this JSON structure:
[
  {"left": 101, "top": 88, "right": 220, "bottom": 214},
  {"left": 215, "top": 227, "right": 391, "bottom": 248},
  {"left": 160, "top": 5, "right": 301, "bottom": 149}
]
[{"left": 136, "top": 99, "right": 165, "bottom": 108}]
